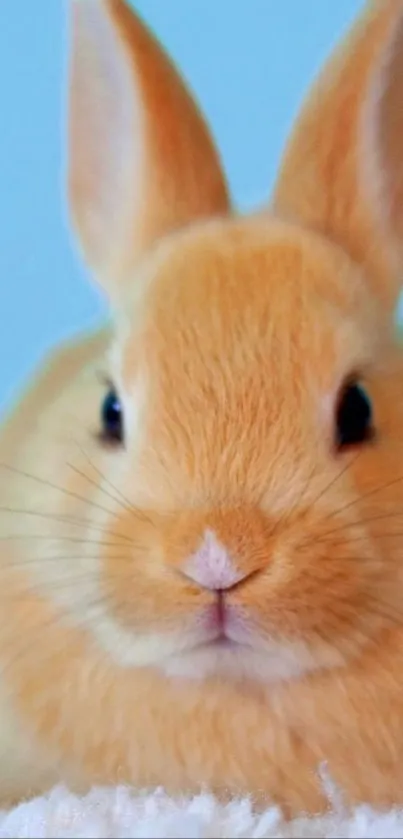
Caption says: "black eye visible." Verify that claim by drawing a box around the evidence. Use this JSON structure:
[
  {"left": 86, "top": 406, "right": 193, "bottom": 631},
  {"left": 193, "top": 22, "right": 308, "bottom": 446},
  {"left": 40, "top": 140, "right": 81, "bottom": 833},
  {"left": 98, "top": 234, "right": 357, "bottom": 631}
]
[
  {"left": 335, "top": 381, "right": 374, "bottom": 450},
  {"left": 101, "top": 389, "right": 124, "bottom": 443}
]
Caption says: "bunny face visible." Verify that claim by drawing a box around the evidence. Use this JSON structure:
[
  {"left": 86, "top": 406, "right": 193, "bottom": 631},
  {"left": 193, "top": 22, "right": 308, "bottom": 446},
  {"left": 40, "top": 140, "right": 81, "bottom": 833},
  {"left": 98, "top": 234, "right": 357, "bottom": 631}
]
[{"left": 50, "top": 214, "right": 399, "bottom": 685}]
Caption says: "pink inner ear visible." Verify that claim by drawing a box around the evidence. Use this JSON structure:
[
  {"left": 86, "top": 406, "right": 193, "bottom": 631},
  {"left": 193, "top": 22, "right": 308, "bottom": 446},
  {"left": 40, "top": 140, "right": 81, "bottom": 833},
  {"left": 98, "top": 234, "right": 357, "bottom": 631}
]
[{"left": 69, "top": 0, "right": 141, "bottom": 279}]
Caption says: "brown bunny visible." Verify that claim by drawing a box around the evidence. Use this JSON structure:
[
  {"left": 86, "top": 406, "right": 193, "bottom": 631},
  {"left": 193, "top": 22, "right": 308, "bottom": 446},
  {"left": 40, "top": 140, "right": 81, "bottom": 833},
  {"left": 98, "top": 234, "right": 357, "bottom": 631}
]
[{"left": 1, "top": 0, "right": 403, "bottom": 817}]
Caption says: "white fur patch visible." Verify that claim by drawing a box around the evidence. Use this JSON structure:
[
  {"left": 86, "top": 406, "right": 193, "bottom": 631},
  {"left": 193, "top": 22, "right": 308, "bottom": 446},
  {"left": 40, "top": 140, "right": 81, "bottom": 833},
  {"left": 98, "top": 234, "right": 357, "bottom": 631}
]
[{"left": 160, "top": 633, "right": 346, "bottom": 684}]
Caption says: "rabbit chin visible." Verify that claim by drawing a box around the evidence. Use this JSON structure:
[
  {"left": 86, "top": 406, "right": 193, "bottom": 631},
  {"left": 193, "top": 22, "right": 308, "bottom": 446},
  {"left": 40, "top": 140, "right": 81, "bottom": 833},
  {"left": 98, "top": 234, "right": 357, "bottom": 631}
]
[
  {"left": 159, "top": 638, "right": 348, "bottom": 684},
  {"left": 90, "top": 614, "right": 348, "bottom": 685}
]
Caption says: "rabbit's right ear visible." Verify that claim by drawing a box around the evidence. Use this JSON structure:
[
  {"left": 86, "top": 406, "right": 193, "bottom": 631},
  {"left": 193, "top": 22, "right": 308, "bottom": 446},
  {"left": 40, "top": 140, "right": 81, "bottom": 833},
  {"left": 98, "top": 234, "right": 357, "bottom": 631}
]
[
  {"left": 273, "top": 0, "right": 403, "bottom": 317},
  {"left": 67, "top": 0, "right": 230, "bottom": 300}
]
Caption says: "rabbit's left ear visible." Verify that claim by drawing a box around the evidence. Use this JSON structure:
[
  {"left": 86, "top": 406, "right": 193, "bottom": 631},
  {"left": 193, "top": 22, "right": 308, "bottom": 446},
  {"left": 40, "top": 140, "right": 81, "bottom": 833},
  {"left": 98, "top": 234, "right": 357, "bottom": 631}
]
[
  {"left": 67, "top": 0, "right": 230, "bottom": 300},
  {"left": 273, "top": 0, "right": 403, "bottom": 316}
]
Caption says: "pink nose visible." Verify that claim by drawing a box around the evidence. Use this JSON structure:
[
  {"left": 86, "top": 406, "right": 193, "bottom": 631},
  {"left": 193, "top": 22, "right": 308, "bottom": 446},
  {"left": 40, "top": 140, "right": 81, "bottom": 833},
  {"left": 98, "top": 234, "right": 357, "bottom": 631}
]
[{"left": 182, "top": 529, "right": 248, "bottom": 591}]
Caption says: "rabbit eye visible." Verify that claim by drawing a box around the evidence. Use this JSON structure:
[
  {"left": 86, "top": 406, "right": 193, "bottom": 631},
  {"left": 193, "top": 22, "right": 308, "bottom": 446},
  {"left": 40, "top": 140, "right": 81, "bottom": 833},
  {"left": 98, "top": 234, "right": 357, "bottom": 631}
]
[
  {"left": 101, "top": 388, "right": 124, "bottom": 443},
  {"left": 335, "top": 381, "right": 374, "bottom": 450}
]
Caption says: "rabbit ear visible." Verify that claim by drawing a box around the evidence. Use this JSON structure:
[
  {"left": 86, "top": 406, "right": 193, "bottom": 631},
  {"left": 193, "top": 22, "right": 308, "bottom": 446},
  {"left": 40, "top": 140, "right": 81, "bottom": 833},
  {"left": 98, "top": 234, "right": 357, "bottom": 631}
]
[
  {"left": 67, "top": 0, "right": 230, "bottom": 299},
  {"left": 273, "top": 0, "right": 403, "bottom": 315}
]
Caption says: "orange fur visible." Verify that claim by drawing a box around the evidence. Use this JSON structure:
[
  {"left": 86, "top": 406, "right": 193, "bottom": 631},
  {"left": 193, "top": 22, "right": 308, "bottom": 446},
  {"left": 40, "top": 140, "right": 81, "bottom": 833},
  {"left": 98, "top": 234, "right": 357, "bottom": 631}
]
[{"left": 2, "top": 0, "right": 403, "bottom": 816}]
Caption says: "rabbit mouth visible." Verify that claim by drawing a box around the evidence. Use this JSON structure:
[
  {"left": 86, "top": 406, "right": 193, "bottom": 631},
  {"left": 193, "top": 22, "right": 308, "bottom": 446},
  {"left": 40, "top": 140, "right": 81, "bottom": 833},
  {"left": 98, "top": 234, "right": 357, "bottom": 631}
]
[
  {"left": 195, "top": 600, "right": 257, "bottom": 645},
  {"left": 193, "top": 636, "right": 250, "bottom": 653}
]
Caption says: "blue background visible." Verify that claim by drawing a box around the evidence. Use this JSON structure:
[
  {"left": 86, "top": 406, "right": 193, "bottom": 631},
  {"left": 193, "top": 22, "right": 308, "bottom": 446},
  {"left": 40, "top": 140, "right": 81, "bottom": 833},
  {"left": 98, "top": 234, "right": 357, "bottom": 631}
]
[{"left": 0, "top": 0, "right": 362, "bottom": 412}]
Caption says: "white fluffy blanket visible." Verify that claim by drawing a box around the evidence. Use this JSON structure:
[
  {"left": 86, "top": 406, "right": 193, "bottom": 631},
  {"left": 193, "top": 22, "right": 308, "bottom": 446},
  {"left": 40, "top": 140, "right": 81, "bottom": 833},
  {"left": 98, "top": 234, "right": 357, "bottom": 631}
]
[{"left": 1, "top": 784, "right": 403, "bottom": 839}]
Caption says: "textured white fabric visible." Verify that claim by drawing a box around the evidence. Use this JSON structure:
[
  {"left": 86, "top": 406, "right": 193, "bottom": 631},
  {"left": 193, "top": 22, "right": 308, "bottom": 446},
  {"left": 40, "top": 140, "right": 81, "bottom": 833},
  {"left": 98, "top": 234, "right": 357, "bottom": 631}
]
[{"left": 0, "top": 784, "right": 402, "bottom": 839}]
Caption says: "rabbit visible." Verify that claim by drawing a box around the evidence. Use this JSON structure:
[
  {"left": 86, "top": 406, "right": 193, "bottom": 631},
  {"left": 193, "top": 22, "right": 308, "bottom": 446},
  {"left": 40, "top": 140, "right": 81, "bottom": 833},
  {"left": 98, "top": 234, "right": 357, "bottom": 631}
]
[{"left": 1, "top": 0, "right": 403, "bottom": 817}]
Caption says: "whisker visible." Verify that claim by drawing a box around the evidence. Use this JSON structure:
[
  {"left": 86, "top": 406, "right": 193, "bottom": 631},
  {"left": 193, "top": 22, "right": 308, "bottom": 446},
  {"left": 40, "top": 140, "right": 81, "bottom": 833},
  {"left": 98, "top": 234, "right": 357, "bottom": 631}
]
[
  {"left": 66, "top": 461, "right": 132, "bottom": 516},
  {"left": 308, "top": 450, "right": 362, "bottom": 512},
  {"left": 0, "top": 570, "right": 140, "bottom": 596},
  {"left": 1, "top": 553, "right": 133, "bottom": 571},
  {"left": 0, "top": 535, "right": 131, "bottom": 547},
  {"left": 320, "top": 473, "right": 403, "bottom": 525},
  {"left": 314, "top": 510, "right": 403, "bottom": 543},
  {"left": 1, "top": 582, "right": 99, "bottom": 599},
  {"left": 0, "top": 506, "right": 131, "bottom": 543},
  {"left": 0, "top": 463, "right": 125, "bottom": 521},
  {"left": 269, "top": 456, "right": 326, "bottom": 539},
  {"left": 319, "top": 531, "right": 403, "bottom": 549},
  {"left": 269, "top": 459, "right": 319, "bottom": 541},
  {"left": 69, "top": 438, "right": 152, "bottom": 525},
  {"left": 271, "top": 453, "right": 360, "bottom": 539}
]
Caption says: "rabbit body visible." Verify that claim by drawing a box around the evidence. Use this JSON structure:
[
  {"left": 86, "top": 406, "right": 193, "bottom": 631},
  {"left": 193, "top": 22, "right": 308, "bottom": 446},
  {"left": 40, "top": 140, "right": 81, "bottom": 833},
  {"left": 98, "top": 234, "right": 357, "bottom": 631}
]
[{"left": 2, "top": 0, "right": 403, "bottom": 815}]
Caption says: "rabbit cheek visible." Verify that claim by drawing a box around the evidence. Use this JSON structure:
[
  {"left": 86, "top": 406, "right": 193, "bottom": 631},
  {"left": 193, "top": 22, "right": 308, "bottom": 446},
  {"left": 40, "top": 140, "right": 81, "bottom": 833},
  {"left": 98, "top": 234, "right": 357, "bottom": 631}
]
[
  {"left": 263, "top": 521, "right": 398, "bottom": 671},
  {"left": 93, "top": 514, "right": 209, "bottom": 669}
]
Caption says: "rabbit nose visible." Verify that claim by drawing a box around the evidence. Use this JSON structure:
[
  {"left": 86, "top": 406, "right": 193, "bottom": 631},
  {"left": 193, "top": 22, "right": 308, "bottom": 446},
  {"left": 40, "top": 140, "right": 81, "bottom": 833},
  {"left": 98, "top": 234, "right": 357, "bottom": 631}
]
[{"left": 182, "top": 529, "right": 251, "bottom": 591}]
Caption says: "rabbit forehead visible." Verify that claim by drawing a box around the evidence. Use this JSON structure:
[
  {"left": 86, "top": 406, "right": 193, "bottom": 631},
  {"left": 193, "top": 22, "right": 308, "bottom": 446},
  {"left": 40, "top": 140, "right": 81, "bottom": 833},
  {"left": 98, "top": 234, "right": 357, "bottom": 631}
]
[{"left": 116, "top": 215, "right": 375, "bottom": 393}]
